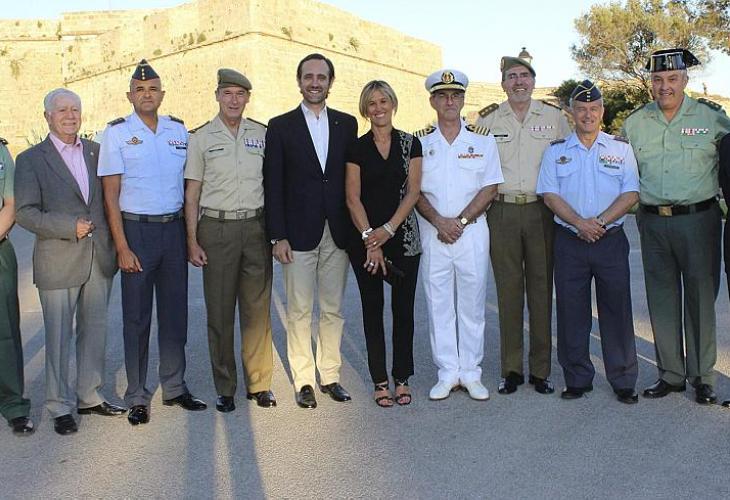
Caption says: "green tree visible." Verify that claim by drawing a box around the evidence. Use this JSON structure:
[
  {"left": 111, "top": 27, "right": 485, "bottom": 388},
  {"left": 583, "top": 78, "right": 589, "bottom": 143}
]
[{"left": 571, "top": 0, "right": 729, "bottom": 93}]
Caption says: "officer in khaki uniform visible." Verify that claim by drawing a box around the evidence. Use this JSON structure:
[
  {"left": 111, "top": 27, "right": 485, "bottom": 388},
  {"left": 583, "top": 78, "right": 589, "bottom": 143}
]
[
  {"left": 184, "top": 68, "right": 275, "bottom": 411},
  {"left": 622, "top": 49, "right": 730, "bottom": 405},
  {"left": 0, "top": 138, "right": 34, "bottom": 435},
  {"left": 476, "top": 56, "right": 571, "bottom": 395}
]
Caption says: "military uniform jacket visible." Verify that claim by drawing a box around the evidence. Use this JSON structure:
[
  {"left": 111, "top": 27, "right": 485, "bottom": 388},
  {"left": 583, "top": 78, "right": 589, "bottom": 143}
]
[
  {"left": 98, "top": 112, "right": 188, "bottom": 214},
  {"left": 184, "top": 115, "right": 266, "bottom": 211},
  {"left": 622, "top": 96, "right": 730, "bottom": 205},
  {"left": 476, "top": 100, "right": 571, "bottom": 196},
  {"left": 418, "top": 122, "right": 504, "bottom": 220},
  {"left": 0, "top": 141, "right": 13, "bottom": 212}
]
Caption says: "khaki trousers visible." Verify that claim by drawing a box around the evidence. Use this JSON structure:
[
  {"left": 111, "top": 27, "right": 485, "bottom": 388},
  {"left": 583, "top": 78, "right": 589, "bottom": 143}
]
[
  {"left": 283, "top": 222, "right": 348, "bottom": 390},
  {"left": 487, "top": 200, "right": 554, "bottom": 379},
  {"left": 198, "top": 215, "right": 273, "bottom": 395}
]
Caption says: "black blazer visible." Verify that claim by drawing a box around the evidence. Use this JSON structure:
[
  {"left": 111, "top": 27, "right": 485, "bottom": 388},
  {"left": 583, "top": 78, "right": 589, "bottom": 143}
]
[
  {"left": 264, "top": 106, "right": 358, "bottom": 251},
  {"left": 719, "top": 133, "right": 730, "bottom": 203}
]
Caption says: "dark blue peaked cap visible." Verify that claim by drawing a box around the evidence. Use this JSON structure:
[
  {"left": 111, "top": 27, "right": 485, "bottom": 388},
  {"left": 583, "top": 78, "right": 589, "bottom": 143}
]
[
  {"left": 131, "top": 59, "right": 160, "bottom": 81},
  {"left": 570, "top": 80, "right": 602, "bottom": 103}
]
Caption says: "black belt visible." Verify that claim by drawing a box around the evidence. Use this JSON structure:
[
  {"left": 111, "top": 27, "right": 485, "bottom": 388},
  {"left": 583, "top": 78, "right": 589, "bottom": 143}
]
[
  {"left": 556, "top": 223, "right": 623, "bottom": 237},
  {"left": 640, "top": 198, "right": 715, "bottom": 217},
  {"left": 122, "top": 210, "right": 183, "bottom": 223}
]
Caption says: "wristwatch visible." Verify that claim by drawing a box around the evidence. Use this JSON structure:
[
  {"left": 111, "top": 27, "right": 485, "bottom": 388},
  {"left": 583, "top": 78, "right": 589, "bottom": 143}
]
[
  {"left": 459, "top": 216, "right": 469, "bottom": 226},
  {"left": 270, "top": 238, "right": 280, "bottom": 245}
]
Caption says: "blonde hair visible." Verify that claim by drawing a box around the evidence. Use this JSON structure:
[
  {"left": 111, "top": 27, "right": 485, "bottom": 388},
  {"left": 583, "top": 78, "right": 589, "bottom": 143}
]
[{"left": 358, "top": 80, "right": 398, "bottom": 118}]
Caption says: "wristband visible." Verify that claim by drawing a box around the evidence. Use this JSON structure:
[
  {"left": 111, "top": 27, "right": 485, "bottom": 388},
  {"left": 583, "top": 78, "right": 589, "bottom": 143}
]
[
  {"left": 361, "top": 227, "right": 373, "bottom": 240},
  {"left": 382, "top": 222, "right": 395, "bottom": 238}
]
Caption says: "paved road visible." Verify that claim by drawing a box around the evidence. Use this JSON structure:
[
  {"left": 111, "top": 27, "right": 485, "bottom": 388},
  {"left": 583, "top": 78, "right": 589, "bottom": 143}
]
[{"left": 2, "top": 216, "right": 730, "bottom": 499}]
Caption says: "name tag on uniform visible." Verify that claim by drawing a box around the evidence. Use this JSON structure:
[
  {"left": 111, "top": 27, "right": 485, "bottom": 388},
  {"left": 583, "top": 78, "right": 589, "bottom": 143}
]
[
  {"left": 244, "top": 138, "right": 265, "bottom": 149},
  {"left": 169, "top": 139, "right": 187, "bottom": 150},
  {"left": 530, "top": 125, "right": 554, "bottom": 132},
  {"left": 680, "top": 128, "right": 709, "bottom": 136},
  {"left": 599, "top": 155, "right": 624, "bottom": 168}
]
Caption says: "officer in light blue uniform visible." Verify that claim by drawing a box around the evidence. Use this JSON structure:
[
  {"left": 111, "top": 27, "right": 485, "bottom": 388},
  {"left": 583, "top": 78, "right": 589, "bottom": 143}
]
[
  {"left": 99, "top": 59, "right": 206, "bottom": 426},
  {"left": 537, "top": 80, "right": 640, "bottom": 404}
]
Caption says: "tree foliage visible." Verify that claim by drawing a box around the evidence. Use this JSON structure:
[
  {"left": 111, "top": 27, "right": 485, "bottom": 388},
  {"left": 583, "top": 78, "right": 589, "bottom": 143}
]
[{"left": 571, "top": 0, "right": 729, "bottom": 93}]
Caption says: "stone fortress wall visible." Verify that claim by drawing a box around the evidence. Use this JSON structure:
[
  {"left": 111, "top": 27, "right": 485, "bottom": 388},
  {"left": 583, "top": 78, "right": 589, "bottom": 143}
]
[{"left": 1, "top": 0, "right": 726, "bottom": 154}]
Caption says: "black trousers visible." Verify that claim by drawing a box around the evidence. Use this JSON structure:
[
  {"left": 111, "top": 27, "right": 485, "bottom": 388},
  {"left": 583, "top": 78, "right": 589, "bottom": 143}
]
[
  {"left": 554, "top": 225, "right": 638, "bottom": 390},
  {"left": 349, "top": 250, "right": 420, "bottom": 384},
  {"left": 121, "top": 218, "right": 189, "bottom": 406}
]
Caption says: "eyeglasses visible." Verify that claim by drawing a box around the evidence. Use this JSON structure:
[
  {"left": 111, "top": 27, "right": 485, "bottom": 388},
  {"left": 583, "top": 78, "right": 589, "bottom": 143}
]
[{"left": 433, "top": 92, "right": 465, "bottom": 102}]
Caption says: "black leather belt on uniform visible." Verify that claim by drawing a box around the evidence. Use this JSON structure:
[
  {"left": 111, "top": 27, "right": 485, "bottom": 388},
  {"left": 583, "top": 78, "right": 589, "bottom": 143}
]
[
  {"left": 121, "top": 210, "right": 183, "bottom": 223},
  {"left": 640, "top": 198, "right": 715, "bottom": 217}
]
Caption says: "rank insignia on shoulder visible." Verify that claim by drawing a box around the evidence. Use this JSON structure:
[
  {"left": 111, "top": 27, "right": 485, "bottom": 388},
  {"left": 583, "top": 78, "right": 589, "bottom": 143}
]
[
  {"left": 478, "top": 103, "right": 499, "bottom": 118},
  {"left": 550, "top": 138, "right": 566, "bottom": 146},
  {"left": 126, "top": 136, "right": 143, "bottom": 145},
  {"left": 466, "top": 124, "right": 490, "bottom": 136},
  {"left": 188, "top": 121, "right": 210, "bottom": 134},
  {"left": 541, "top": 99, "right": 563, "bottom": 110},
  {"left": 169, "top": 115, "right": 185, "bottom": 124},
  {"left": 698, "top": 98, "right": 723, "bottom": 112},
  {"left": 0, "top": 137, "right": 7, "bottom": 145},
  {"left": 414, "top": 125, "right": 435, "bottom": 138},
  {"left": 612, "top": 135, "right": 629, "bottom": 143},
  {"left": 556, "top": 155, "right": 572, "bottom": 164},
  {"left": 108, "top": 117, "right": 125, "bottom": 126},
  {"left": 247, "top": 117, "right": 267, "bottom": 128}
]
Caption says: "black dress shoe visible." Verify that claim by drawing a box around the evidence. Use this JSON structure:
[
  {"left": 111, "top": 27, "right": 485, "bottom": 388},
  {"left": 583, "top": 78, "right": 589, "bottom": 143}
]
[
  {"left": 163, "top": 393, "right": 207, "bottom": 411},
  {"left": 78, "top": 401, "right": 127, "bottom": 416},
  {"left": 215, "top": 396, "right": 235, "bottom": 413},
  {"left": 247, "top": 390, "right": 277, "bottom": 408},
  {"left": 722, "top": 400, "right": 730, "bottom": 408},
  {"left": 614, "top": 388, "right": 639, "bottom": 404},
  {"left": 320, "top": 382, "right": 352, "bottom": 402},
  {"left": 296, "top": 385, "right": 317, "bottom": 408},
  {"left": 498, "top": 372, "right": 524, "bottom": 394},
  {"left": 529, "top": 375, "right": 555, "bottom": 394},
  {"left": 9, "top": 416, "right": 34, "bottom": 436},
  {"left": 695, "top": 384, "right": 717, "bottom": 405},
  {"left": 643, "top": 379, "right": 686, "bottom": 398},
  {"left": 54, "top": 414, "right": 78, "bottom": 435},
  {"left": 560, "top": 385, "right": 593, "bottom": 400},
  {"left": 127, "top": 405, "right": 149, "bottom": 426}
]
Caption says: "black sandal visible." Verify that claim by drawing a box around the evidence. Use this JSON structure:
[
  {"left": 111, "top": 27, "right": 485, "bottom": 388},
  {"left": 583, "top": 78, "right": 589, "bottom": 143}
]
[
  {"left": 374, "top": 381, "right": 394, "bottom": 408},
  {"left": 394, "top": 378, "right": 412, "bottom": 406}
]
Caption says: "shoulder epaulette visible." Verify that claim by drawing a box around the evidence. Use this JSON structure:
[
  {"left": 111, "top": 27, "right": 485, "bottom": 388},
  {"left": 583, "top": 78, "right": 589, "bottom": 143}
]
[
  {"left": 466, "top": 124, "right": 490, "bottom": 136},
  {"left": 169, "top": 115, "right": 185, "bottom": 125},
  {"left": 550, "top": 138, "right": 566, "bottom": 146},
  {"left": 541, "top": 99, "right": 563, "bottom": 111},
  {"left": 108, "top": 117, "right": 125, "bottom": 126},
  {"left": 698, "top": 97, "right": 723, "bottom": 112},
  {"left": 413, "top": 125, "right": 435, "bottom": 138},
  {"left": 478, "top": 103, "right": 499, "bottom": 118},
  {"left": 188, "top": 121, "right": 209, "bottom": 134},
  {"left": 625, "top": 102, "right": 647, "bottom": 120},
  {"left": 612, "top": 135, "right": 629, "bottom": 144},
  {"left": 0, "top": 137, "right": 7, "bottom": 145},
  {"left": 247, "top": 117, "right": 267, "bottom": 128}
]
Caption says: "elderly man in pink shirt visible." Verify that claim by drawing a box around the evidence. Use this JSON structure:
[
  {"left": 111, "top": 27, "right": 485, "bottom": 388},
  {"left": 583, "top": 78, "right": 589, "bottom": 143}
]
[{"left": 15, "top": 88, "right": 123, "bottom": 435}]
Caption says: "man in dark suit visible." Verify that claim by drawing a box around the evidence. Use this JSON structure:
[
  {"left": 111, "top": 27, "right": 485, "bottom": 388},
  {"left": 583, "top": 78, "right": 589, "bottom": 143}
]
[
  {"left": 719, "top": 133, "right": 730, "bottom": 408},
  {"left": 264, "top": 53, "right": 358, "bottom": 408},
  {"left": 15, "top": 89, "right": 124, "bottom": 435}
]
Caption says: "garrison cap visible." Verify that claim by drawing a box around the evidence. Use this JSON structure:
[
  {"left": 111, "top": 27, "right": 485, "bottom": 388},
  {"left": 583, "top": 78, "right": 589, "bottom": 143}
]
[
  {"left": 500, "top": 56, "right": 536, "bottom": 78},
  {"left": 131, "top": 59, "right": 159, "bottom": 81},
  {"left": 646, "top": 48, "right": 700, "bottom": 73},
  {"left": 425, "top": 69, "right": 468, "bottom": 93},
  {"left": 217, "top": 68, "right": 252, "bottom": 91},
  {"left": 570, "top": 80, "right": 602, "bottom": 103}
]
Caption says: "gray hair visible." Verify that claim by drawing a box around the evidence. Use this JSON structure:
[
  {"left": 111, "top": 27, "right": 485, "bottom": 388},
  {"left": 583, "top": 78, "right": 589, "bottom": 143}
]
[{"left": 43, "top": 88, "right": 82, "bottom": 113}]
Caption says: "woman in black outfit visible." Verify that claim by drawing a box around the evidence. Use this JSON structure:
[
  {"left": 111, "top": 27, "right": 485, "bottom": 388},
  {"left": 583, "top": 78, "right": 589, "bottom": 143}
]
[{"left": 345, "top": 80, "right": 423, "bottom": 407}]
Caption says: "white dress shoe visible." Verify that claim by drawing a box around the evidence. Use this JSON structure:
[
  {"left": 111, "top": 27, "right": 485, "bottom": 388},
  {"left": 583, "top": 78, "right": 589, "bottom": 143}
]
[
  {"left": 462, "top": 380, "right": 490, "bottom": 401},
  {"left": 429, "top": 380, "right": 457, "bottom": 400}
]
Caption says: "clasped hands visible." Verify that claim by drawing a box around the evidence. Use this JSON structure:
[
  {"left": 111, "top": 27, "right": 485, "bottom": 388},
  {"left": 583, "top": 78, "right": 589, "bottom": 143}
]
[
  {"left": 435, "top": 216, "right": 465, "bottom": 244},
  {"left": 575, "top": 217, "right": 607, "bottom": 243}
]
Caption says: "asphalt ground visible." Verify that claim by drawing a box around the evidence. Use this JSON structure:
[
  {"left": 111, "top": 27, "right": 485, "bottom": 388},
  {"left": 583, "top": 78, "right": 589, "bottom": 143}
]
[{"left": 1, "top": 215, "right": 729, "bottom": 499}]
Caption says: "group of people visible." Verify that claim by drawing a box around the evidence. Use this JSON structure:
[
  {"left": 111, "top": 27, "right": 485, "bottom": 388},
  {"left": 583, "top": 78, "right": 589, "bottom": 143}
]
[{"left": 1, "top": 47, "right": 730, "bottom": 437}]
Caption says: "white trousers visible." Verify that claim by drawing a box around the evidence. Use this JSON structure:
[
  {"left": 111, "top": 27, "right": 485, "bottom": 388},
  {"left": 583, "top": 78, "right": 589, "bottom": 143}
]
[
  {"left": 283, "top": 222, "right": 349, "bottom": 390},
  {"left": 420, "top": 218, "right": 490, "bottom": 384}
]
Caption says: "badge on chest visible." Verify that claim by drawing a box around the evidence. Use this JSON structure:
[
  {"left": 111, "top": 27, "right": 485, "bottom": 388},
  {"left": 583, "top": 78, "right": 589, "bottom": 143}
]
[
  {"left": 458, "top": 146, "right": 483, "bottom": 159},
  {"left": 168, "top": 139, "right": 187, "bottom": 150}
]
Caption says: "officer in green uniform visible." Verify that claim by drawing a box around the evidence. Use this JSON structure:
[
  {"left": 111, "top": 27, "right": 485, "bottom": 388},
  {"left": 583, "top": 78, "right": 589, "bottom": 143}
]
[
  {"left": 0, "top": 138, "right": 34, "bottom": 435},
  {"left": 476, "top": 55, "right": 571, "bottom": 395},
  {"left": 622, "top": 48, "right": 730, "bottom": 404},
  {"left": 184, "top": 69, "right": 275, "bottom": 412}
]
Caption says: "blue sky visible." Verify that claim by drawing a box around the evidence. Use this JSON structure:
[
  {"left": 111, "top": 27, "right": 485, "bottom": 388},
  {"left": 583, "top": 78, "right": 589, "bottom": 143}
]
[{"left": 5, "top": 0, "right": 728, "bottom": 95}]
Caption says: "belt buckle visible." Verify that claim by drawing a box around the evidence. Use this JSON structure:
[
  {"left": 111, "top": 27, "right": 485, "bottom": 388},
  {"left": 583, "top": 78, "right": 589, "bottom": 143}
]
[
  {"left": 658, "top": 206, "right": 673, "bottom": 217},
  {"left": 515, "top": 194, "right": 527, "bottom": 205},
  {"left": 236, "top": 209, "right": 246, "bottom": 219}
]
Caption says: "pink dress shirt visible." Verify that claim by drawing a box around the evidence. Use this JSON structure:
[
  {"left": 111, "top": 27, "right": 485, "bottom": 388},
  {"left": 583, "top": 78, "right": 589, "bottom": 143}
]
[{"left": 49, "top": 133, "right": 90, "bottom": 204}]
